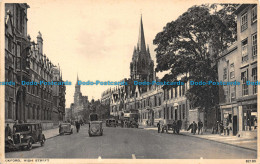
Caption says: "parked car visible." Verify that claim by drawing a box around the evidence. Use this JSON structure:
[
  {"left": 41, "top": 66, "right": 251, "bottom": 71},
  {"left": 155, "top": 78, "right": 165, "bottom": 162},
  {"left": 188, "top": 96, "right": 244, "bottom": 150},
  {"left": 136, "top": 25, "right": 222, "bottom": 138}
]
[
  {"left": 5, "top": 123, "right": 46, "bottom": 151},
  {"left": 59, "top": 123, "right": 74, "bottom": 135},
  {"left": 89, "top": 113, "right": 103, "bottom": 137}
]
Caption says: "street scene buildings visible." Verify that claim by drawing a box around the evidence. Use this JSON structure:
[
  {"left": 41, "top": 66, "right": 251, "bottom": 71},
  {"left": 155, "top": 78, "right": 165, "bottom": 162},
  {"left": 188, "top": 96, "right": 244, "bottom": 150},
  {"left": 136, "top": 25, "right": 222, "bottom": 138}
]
[
  {"left": 101, "top": 4, "right": 258, "bottom": 139},
  {"left": 3, "top": 2, "right": 258, "bottom": 160},
  {"left": 5, "top": 3, "right": 66, "bottom": 130}
]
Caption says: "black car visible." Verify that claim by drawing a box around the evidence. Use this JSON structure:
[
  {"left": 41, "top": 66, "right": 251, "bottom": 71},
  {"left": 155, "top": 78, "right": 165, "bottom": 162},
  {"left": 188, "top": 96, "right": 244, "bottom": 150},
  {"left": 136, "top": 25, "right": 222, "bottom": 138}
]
[{"left": 6, "top": 123, "right": 46, "bottom": 151}]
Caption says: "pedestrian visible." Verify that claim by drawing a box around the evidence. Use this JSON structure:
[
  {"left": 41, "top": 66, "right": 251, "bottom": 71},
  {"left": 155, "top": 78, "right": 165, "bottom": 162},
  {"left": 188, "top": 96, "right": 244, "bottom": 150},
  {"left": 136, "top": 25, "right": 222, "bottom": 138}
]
[
  {"left": 191, "top": 121, "right": 197, "bottom": 135},
  {"left": 172, "top": 121, "right": 176, "bottom": 134},
  {"left": 161, "top": 121, "right": 165, "bottom": 133},
  {"left": 157, "top": 121, "right": 161, "bottom": 133},
  {"left": 76, "top": 121, "right": 80, "bottom": 133},
  {"left": 5, "top": 124, "right": 12, "bottom": 139},
  {"left": 198, "top": 120, "right": 203, "bottom": 135},
  {"left": 227, "top": 122, "right": 232, "bottom": 136},
  {"left": 5, "top": 124, "right": 13, "bottom": 146},
  {"left": 219, "top": 121, "right": 224, "bottom": 135},
  {"left": 176, "top": 120, "right": 182, "bottom": 134},
  {"left": 223, "top": 118, "right": 229, "bottom": 135},
  {"left": 215, "top": 121, "right": 219, "bottom": 134}
]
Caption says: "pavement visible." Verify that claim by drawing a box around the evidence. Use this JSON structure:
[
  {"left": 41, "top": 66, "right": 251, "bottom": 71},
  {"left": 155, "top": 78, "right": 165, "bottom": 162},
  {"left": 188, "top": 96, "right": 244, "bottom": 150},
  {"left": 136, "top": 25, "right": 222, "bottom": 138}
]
[
  {"left": 139, "top": 125, "right": 257, "bottom": 151},
  {"left": 5, "top": 125, "right": 257, "bottom": 159},
  {"left": 43, "top": 127, "right": 60, "bottom": 139}
]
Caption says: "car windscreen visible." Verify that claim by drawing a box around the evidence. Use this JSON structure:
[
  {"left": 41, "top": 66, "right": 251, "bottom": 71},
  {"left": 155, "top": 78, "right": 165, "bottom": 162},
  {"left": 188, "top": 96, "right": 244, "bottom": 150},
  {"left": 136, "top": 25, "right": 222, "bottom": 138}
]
[
  {"left": 14, "top": 125, "right": 31, "bottom": 132},
  {"left": 61, "top": 124, "right": 70, "bottom": 127}
]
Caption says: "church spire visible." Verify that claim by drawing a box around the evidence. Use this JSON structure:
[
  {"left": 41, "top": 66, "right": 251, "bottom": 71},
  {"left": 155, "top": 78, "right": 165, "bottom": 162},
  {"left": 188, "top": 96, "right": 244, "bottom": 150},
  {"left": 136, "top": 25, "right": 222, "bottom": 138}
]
[
  {"left": 76, "top": 73, "right": 80, "bottom": 86},
  {"left": 137, "top": 15, "right": 146, "bottom": 53}
]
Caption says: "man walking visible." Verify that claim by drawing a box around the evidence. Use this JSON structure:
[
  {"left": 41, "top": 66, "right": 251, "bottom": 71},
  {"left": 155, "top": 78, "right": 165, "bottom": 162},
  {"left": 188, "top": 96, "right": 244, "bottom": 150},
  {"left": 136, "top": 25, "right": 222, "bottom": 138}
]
[
  {"left": 157, "top": 121, "right": 161, "bottom": 133},
  {"left": 192, "top": 121, "right": 197, "bottom": 135},
  {"left": 176, "top": 120, "right": 182, "bottom": 134},
  {"left": 76, "top": 121, "right": 80, "bottom": 133},
  {"left": 198, "top": 120, "right": 203, "bottom": 135},
  {"left": 172, "top": 121, "right": 176, "bottom": 134}
]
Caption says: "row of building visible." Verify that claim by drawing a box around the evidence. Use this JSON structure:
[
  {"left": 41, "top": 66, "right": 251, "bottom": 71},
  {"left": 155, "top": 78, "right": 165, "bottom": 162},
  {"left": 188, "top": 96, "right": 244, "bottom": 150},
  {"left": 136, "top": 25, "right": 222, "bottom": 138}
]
[
  {"left": 101, "top": 4, "right": 257, "bottom": 138},
  {"left": 218, "top": 4, "right": 257, "bottom": 138},
  {"left": 5, "top": 3, "right": 66, "bottom": 129}
]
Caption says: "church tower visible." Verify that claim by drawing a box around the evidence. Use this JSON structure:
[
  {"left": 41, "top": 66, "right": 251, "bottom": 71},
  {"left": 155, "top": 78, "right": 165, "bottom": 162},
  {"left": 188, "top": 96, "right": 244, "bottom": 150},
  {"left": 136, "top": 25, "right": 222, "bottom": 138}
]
[
  {"left": 74, "top": 74, "right": 83, "bottom": 106},
  {"left": 130, "top": 16, "right": 154, "bottom": 92}
]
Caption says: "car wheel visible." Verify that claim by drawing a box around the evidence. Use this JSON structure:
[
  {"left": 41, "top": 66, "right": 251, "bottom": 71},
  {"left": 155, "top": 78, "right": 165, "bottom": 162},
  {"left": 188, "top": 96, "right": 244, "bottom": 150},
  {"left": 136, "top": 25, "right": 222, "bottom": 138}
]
[
  {"left": 71, "top": 130, "right": 73, "bottom": 134},
  {"left": 40, "top": 137, "right": 45, "bottom": 146},
  {"left": 89, "top": 133, "right": 92, "bottom": 137},
  {"left": 27, "top": 139, "right": 33, "bottom": 150}
]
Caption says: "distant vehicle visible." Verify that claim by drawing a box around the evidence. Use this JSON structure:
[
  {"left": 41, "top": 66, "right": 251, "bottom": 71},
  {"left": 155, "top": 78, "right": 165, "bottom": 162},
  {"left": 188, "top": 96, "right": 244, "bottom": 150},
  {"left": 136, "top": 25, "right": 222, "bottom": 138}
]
[
  {"left": 106, "top": 119, "right": 117, "bottom": 127},
  {"left": 123, "top": 112, "right": 139, "bottom": 128},
  {"left": 5, "top": 123, "right": 45, "bottom": 151},
  {"left": 89, "top": 113, "right": 103, "bottom": 137},
  {"left": 59, "top": 123, "right": 73, "bottom": 135}
]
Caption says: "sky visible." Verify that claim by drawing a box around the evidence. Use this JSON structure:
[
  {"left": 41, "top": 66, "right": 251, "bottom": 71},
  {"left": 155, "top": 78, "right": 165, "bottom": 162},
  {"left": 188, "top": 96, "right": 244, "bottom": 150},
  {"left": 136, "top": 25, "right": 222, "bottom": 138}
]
[{"left": 26, "top": 0, "right": 196, "bottom": 108}]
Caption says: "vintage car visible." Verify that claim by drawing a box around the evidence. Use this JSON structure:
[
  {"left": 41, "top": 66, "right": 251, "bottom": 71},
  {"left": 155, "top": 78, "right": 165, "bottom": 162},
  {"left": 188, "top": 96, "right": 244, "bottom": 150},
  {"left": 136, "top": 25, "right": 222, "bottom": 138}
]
[
  {"left": 89, "top": 113, "right": 103, "bottom": 137},
  {"left": 5, "top": 123, "right": 46, "bottom": 151},
  {"left": 106, "top": 119, "right": 117, "bottom": 127},
  {"left": 59, "top": 123, "right": 73, "bottom": 135},
  {"left": 130, "top": 120, "right": 139, "bottom": 128}
]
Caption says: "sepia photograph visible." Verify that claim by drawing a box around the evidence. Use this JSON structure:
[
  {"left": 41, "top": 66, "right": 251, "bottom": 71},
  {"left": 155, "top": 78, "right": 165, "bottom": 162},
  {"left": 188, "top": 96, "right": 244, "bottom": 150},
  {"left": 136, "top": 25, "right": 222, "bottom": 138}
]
[{"left": 0, "top": 0, "right": 259, "bottom": 163}]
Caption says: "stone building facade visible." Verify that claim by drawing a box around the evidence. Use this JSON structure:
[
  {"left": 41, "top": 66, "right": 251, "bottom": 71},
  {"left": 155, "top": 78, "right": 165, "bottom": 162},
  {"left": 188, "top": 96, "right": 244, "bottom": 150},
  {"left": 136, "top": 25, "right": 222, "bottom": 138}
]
[
  {"left": 5, "top": 3, "right": 30, "bottom": 127},
  {"left": 5, "top": 3, "right": 66, "bottom": 130},
  {"left": 218, "top": 4, "right": 257, "bottom": 138}
]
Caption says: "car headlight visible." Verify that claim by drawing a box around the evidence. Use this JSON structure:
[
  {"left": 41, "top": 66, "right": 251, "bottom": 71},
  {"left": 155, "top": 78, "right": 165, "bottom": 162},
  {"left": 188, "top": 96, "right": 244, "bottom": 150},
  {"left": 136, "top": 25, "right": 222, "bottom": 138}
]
[{"left": 20, "top": 135, "right": 24, "bottom": 139}]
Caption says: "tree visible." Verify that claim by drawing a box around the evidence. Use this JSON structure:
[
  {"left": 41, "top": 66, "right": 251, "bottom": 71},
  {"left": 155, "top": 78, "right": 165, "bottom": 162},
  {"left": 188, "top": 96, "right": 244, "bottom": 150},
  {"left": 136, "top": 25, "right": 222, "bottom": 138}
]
[{"left": 153, "top": 4, "right": 238, "bottom": 128}]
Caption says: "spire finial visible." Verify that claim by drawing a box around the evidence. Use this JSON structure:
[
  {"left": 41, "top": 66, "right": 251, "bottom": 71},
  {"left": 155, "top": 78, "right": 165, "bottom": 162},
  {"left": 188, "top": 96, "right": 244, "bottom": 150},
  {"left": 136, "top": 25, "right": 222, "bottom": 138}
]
[{"left": 138, "top": 15, "right": 146, "bottom": 53}]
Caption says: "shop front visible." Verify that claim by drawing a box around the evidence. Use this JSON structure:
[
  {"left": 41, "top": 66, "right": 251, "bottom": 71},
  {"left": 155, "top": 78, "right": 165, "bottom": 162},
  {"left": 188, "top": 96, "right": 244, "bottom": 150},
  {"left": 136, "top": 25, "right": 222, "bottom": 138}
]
[
  {"left": 242, "top": 104, "right": 257, "bottom": 132},
  {"left": 237, "top": 96, "right": 257, "bottom": 138}
]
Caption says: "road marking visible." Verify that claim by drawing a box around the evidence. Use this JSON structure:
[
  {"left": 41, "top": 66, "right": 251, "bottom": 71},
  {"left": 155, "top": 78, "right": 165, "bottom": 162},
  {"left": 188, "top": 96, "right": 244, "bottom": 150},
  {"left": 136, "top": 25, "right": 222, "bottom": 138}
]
[{"left": 132, "top": 154, "right": 136, "bottom": 159}]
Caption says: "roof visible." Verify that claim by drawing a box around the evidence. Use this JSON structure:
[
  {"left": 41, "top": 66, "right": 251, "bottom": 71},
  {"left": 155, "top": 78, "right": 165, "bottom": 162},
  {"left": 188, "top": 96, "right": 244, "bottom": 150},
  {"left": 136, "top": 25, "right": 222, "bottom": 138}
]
[{"left": 233, "top": 4, "right": 250, "bottom": 15}]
